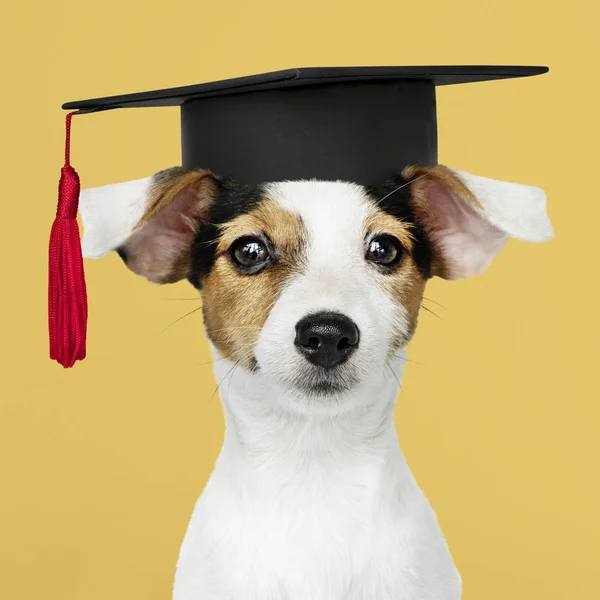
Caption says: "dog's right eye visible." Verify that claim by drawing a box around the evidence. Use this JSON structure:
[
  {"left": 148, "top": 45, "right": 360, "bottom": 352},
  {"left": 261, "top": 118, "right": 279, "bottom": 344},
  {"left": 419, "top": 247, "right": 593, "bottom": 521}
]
[
  {"left": 365, "top": 234, "right": 403, "bottom": 268},
  {"left": 229, "top": 236, "right": 272, "bottom": 274}
]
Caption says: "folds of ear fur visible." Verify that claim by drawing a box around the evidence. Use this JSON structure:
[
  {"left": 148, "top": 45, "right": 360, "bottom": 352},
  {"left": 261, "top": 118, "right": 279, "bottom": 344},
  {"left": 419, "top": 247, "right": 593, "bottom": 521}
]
[
  {"left": 448, "top": 168, "right": 554, "bottom": 243},
  {"left": 403, "top": 165, "right": 554, "bottom": 280},
  {"left": 79, "top": 167, "right": 217, "bottom": 284}
]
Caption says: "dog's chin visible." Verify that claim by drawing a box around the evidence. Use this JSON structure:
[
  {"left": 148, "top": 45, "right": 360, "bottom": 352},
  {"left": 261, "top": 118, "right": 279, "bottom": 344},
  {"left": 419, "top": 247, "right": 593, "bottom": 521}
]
[
  {"left": 297, "top": 376, "right": 353, "bottom": 398},
  {"left": 283, "top": 364, "right": 361, "bottom": 400}
]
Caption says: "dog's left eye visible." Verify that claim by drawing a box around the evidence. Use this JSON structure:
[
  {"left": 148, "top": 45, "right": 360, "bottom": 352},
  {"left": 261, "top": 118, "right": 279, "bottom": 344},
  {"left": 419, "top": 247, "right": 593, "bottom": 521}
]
[
  {"left": 229, "top": 236, "right": 271, "bottom": 273},
  {"left": 366, "top": 235, "right": 403, "bottom": 267}
]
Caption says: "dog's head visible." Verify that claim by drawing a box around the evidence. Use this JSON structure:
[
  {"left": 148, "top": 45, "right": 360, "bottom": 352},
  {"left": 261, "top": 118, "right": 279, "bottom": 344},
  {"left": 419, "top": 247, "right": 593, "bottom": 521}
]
[{"left": 81, "top": 166, "right": 552, "bottom": 404}]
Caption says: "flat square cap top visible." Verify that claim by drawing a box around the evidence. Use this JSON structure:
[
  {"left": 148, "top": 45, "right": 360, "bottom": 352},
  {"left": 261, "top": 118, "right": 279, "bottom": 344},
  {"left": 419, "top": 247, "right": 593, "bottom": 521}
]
[{"left": 62, "top": 65, "right": 548, "bottom": 111}]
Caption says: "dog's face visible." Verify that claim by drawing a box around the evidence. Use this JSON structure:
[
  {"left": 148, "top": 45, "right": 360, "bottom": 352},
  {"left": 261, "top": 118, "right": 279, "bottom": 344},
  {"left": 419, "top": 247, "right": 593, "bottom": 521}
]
[
  {"left": 196, "top": 178, "right": 429, "bottom": 398},
  {"left": 89, "top": 164, "right": 551, "bottom": 404}
]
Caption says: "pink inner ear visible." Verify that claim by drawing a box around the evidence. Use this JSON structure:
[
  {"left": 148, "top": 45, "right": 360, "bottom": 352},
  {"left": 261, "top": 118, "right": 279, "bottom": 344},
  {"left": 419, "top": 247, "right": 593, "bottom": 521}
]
[
  {"left": 123, "top": 186, "right": 204, "bottom": 283},
  {"left": 423, "top": 181, "right": 508, "bottom": 279},
  {"left": 151, "top": 187, "right": 204, "bottom": 235}
]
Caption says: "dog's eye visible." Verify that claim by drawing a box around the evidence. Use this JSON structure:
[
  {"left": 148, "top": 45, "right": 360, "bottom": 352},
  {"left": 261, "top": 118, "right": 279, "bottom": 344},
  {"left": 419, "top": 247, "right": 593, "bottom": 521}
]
[
  {"left": 230, "top": 236, "right": 271, "bottom": 273},
  {"left": 366, "top": 235, "right": 402, "bottom": 267}
]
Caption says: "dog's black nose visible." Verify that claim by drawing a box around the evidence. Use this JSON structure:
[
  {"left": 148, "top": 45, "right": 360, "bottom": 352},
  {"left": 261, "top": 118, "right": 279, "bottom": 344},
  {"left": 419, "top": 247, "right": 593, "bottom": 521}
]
[{"left": 295, "top": 312, "right": 360, "bottom": 369}]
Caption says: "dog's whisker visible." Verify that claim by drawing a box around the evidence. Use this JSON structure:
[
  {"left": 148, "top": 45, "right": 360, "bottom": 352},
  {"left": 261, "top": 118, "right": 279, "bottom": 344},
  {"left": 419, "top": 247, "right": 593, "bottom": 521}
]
[
  {"left": 196, "top": 354, "right": 232, "bottom": 367},
  {"left": 422, "top": 296, "right": 447, "bottom": 310},
  {"left": 162, "top": 306, "right": 204, "bottom": 332},
  {"left": 197, "top": 353, "right": 247, "bottom": 369},
  {"left": 199, "top": 344, "right": 256, "bottom": 369},
  {"left": 388, "top": 353, "right": 419, "bottom": 366},
  {"left": 210, "top": 359, "right": 243, "bottom": 403},
  {"left": 196, "top": 236, "right": 222, "bottom": 248},
  {"left": 388, "top": 364, "right": 405, "bottom": 396},
  {"left": 420, "top": 304, "right": 444, "bottom": 321},
  {"left": 225, "top": 361, "right": 243, "bottom": 400},
  {"left": 206, "top": 325, "right": 262, "bottom": 335},
  {"left": 163, "top": 314, "right": 263, "bottom": 336},
  {"left": 387, "top": 363, "right": 401, "bottom": 386},
  {"left": 377, "top": 174, "right": 427, "bottom": 203}
]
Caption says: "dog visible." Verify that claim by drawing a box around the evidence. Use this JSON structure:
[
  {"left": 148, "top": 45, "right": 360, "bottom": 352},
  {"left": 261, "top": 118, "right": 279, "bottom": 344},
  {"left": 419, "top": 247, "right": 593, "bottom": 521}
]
[{"left": 80, "top": 164, "right": 553, "bottom": 599}]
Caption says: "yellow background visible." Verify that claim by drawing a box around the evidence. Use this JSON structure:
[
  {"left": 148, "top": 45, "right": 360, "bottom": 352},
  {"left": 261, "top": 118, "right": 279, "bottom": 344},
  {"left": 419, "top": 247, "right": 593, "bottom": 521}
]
[{"left": 1, "top": 0, "right": 598, "bottom": 598}]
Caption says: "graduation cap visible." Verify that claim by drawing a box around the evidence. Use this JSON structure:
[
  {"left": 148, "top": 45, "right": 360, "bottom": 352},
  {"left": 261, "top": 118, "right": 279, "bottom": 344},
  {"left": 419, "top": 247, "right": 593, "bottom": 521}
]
[{"left": 48, "top": 65, "right": 549, "bottom": 367}]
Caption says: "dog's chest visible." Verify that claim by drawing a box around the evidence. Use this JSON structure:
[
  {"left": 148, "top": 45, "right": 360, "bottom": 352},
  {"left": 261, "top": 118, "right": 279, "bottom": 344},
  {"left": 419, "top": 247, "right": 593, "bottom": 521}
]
[{"left": 174, "top": 457, "right": 459, "bottom": 600}]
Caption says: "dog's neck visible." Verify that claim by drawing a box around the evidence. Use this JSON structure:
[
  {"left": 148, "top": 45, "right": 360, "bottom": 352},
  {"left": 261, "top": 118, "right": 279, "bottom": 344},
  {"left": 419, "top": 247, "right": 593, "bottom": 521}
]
[{"left": 210, "top": 351, "right": 411, "bottom": 491}]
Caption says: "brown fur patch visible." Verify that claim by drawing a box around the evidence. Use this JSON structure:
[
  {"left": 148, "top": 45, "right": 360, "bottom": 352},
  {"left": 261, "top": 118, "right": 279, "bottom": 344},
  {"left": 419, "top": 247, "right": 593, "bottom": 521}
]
[
  {"left": 402, "top": 164, "right": 480, "bottom": 210},
  {"left": 123, "top": 167, "right": 218, "bottom": 284},
  {"left": 384, "top": 264, "right": 427, "bottom": 353},
  {"left": 403, "top": 164, "right": 480, "bottom": 279},
  {"left": 364, "top": 211, "right": 416, "bottom": 252},
  {"left": 365, "top": 201, "right": 428, "bottom": 353},
  {"left": 136, "top": 167, "right": 216, "bottom": 229},
  {"left": 368, "top": 164, "right": 480, "bottom": 349},
  {"left": 201, "top": 198, "right": 307, "bottom": 367}
]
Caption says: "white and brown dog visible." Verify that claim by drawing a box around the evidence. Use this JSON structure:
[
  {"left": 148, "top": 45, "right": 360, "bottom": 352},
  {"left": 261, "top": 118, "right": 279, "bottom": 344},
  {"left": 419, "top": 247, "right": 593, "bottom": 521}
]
[{"left": 80, "top": 164, "right": 553, "bottom": 600}]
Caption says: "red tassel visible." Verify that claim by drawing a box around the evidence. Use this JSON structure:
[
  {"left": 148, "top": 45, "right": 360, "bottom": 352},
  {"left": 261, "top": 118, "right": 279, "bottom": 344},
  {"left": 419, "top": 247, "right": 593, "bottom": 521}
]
[{"left": 48, "top": 111, "right": 88, "bottom": 368}]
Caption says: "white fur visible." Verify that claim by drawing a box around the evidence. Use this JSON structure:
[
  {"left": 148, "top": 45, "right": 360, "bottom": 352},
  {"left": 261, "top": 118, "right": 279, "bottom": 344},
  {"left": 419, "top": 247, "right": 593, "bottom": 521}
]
[
  {"left": 174, "top": 182, "right": 461, "bottom": 599},
  {"left": 255, "top": 181, "right": 407, "bottom": 410},
  {"left": 436, "top": 169, "right": 553, "bottom": 278},
  {"left": 450, "top": 169, "right": 553, "bottom": 243},
  {"left": 79, "top": 176, "right": 152, "bottom": 258},
  {"left": 78, "top": 168, "right": 552, "bottom": 262},
  {"left": 174, "top": 350, "right": 460, "bottom": 600},
  {"left": 77, "top": 169, "right": 553, "bottom": 600}
]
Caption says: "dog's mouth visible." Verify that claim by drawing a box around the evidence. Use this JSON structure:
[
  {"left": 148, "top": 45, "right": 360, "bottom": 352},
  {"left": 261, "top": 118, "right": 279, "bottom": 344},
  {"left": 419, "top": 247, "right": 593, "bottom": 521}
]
[{"left": 291, "top": 365, "right": 359, "bottom": 397}]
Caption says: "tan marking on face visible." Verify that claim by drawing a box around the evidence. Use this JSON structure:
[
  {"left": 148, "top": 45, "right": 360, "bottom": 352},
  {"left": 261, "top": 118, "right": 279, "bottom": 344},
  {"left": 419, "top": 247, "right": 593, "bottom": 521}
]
[
  {"left": 364, "top": 211, "right": 415, "bottom": 252},
  {"left": 365, "top": 202, "right": 427, "bottom": 353},
  {"left": 201, "top": 198, "right": 307, "bottom": 367},
  {"left": 216, "top": 200, "right": 307, "bottom": 257},
  {"left": 384, "top": 263, "right": 427, "bottom": 353},
  {"left": 383, "top": 164, "right": 479, "bottom": 342}
]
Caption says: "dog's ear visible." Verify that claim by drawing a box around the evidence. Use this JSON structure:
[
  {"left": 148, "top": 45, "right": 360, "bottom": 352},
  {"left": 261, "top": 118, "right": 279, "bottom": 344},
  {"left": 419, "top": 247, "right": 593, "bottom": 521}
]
[
  {"left": 403, "top": 165, "right": 554, "bottom": 280},
  {"left": 80, "top": 167, "right": 219, "bottom": 283}
]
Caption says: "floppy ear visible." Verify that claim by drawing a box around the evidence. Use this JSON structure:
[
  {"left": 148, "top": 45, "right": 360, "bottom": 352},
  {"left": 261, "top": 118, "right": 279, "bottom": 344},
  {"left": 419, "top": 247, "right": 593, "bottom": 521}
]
[
  {"left": 403, "top": 165, "right": 554, "bottom": 280},
  {"left": 79, "top": 167, "right": 218, "bottom": 283}
]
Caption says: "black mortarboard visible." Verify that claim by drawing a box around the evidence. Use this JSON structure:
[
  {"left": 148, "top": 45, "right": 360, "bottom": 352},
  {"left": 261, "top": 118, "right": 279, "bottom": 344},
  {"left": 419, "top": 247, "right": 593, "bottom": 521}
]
[
  {"left": 63, "top": 65, "right": 548, "bottom": 186},
  {"left": 50, "top": 65, "right": 548, "bottom": 368}
]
